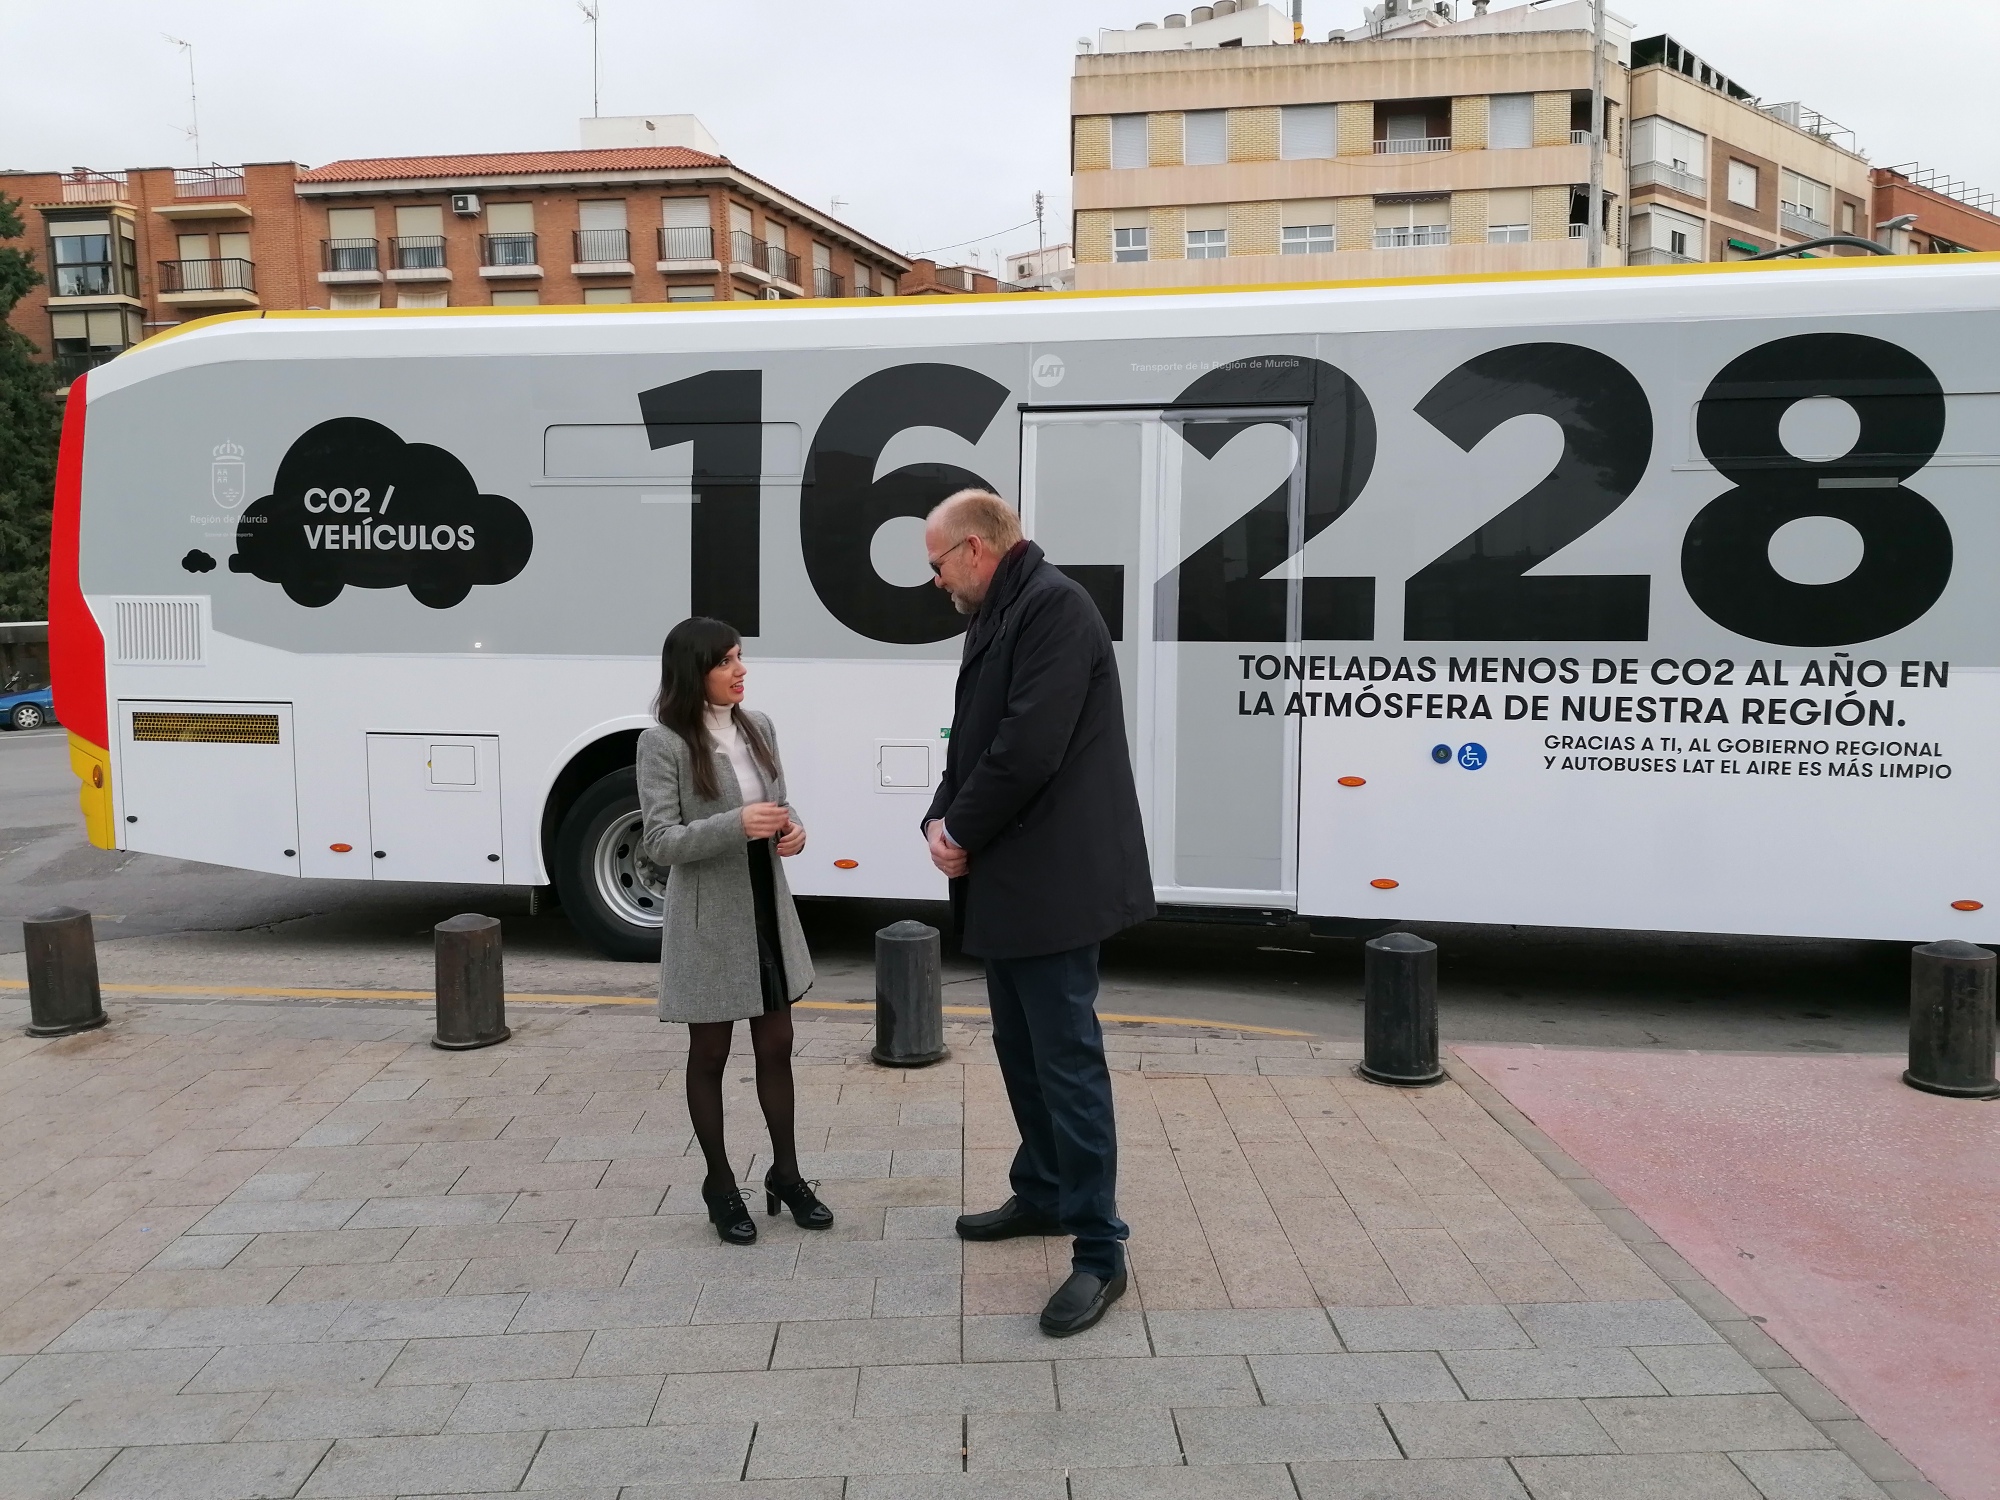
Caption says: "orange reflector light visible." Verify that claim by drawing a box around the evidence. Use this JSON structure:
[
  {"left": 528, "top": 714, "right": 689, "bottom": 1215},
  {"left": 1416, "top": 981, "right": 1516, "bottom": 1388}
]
[
  {"left": 1370, "top": 878, "right": 1399, "bottom": 890},
  {"left": 91, "top": 765, "right": 103, "bottom": 788},
  {"left": 834, "top": 859, "right": 859, "bottom": 870},
  {"left": 1337, "top": 776, "right": 1366, "bottom": 787},
  {"left": 329, "top": 843, "right": 353, "bottom": 853},
  {"left": 1952, "top": 899, "right": 1983, "bottom": 911}
]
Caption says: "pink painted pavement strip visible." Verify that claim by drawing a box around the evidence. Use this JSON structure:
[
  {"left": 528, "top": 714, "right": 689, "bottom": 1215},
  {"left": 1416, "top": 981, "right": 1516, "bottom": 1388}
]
[{"left": 1455, "top": 1044, "right": 2000, "bottom": 1500}]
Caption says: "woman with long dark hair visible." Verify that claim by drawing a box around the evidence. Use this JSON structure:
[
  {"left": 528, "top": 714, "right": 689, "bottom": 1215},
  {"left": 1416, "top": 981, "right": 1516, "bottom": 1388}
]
[{"left": 637, "top": 616, "right": 831, "bottom": 1243}]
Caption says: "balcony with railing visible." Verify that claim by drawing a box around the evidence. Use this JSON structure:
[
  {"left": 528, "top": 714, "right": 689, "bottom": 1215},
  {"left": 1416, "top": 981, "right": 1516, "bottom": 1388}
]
[
  {"left": 1570, "top": 129, "right": 1592, "bottom": 146},
  {"left": 1568, "top": 222, "right": 1587, "bottom": 238},
  {"left": 1372, "top": 225, "right": 1450, "bottom": 248},
  {"left": 1629, "top": 247, "right": 1701, "bottom": 266},
  {"left": 1779, "top": 207, "right": 1829, "bottom": 240},
  {"left": 479, "top": 233, "right": 540, "bottom": 278},
  {"left": 53, "top": 349, "right": 118, "bottom": 385},
  {"left": 1374, "top": 136, "right": 1451, "bottom": 154},
  {"left": 388, "top": 235, "right": 450, "bottom": 280},
  {"left": 727, "top": 230, "right": 769, "bottom": 281},
  {"left": 855, "top": 285, "right": 883, "bottom": 296},
  {"left": 174, "top": 166, "right": 246, "bottom": 199},
  {"left": 158, "top": 258, "right": 258, "bottom": 308},
  {"left": 812, "top": 267, "right": 844, "bottom": 298},
  {"left": 1630, "top": 160, "right": 1706, "bottom": 199},
  {"left": 319, "top": 238, "right": 381, "bottom": 282},
  {"left": 57, "top": 170, "right": 127, "bottom": 204},
  {"left": 572, "top": 228, "right": 633, "bottom": 273},
  {"left": 657, "top": 225, "right": 717, "bottom": 268},
  {"left": 764, "top": 242, "right": 801, "bottom": 288}
]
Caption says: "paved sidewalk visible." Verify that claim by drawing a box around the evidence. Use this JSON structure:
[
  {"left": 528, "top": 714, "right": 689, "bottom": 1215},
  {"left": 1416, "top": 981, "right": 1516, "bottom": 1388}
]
[{"left": 0, "top": 992, "right": 1923, "bottom": 1499}]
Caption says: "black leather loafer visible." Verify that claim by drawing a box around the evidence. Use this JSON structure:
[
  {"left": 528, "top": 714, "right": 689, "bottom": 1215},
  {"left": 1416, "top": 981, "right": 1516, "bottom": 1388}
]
[
  {"left": 1039, "top": 1269, "right": 1127, "bottom": 1337},
  {"left": 955, "top": 1196, "right": 1060, "bottom": 1242}
]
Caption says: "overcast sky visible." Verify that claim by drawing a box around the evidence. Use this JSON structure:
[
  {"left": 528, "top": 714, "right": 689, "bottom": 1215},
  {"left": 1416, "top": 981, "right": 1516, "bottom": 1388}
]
[{"left": 4, "top": 0, "right": 1995, "bottom": 269}]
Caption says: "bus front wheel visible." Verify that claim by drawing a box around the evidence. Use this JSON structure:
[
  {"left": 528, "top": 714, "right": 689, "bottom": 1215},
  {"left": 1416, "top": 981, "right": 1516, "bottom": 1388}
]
[{"left": 554, "top": 767, "right": 665, "bottom": 963}]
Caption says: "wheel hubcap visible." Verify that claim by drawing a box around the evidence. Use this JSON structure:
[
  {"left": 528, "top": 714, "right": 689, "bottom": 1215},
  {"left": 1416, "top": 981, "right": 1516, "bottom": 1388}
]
[{"left": 592, "top": 812, "right": 666, "bottom": 929}]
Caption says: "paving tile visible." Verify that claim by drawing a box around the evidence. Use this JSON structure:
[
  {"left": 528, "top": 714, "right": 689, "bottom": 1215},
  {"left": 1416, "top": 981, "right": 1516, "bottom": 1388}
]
[
  {"left": 300, "top": 1430, "right": 543, "bottom": 1495},
  {"left": 1728, "top": 1449, "right": 1891, "bottom": 1500},
  {"left": 450, "top": 1250, "right": 634, "bottom": 1295},
  {"left": 577, "top": 1322, "right": 777, "bottom": 1376},
  {"left": 1291, "top": 1457, "right": 1532, "bottom": 1499},
  {"left": 324, "top": 1295, "right": 524, "bottom": 1341},
  {"left": 1146, "top": 1308, "right": 1340, "bottom": 1356},
  {"left": 1070, "top": 1465, "right": 1296, "bottom": 1498},
  {"left": 795, "top": 1238, "right": 962, "bottom": 1279},
  {"left": 655, "top": 1367, "right": 858, "bottom": 1422},
  {"left": 1632, "top": 1345, "right": 1777, "bottom": 1397},
  {"left": 773, "top": 1317, "right": 961, "bottom": 1369},
  {"left": 1332, "top": 1306, "right": 1531, "bottom": 1352},
  {"left": 188, "top": 1199, "right": 364, "bottom": 1235},
  {"left": 964, "top": 1406, "right": 1181, "bottom": 1470},
  {"left": 1511, "top": 1452, "right": 1763, "bottom": 1499},
  {"left": 872, "top": 1274, "right": 961, "bottom": 1319},
  {"left": 44, "top": 1309, "right": 171, "bottom": 1353},
  {"left": 147, "top": 1233, "right": 253, "bottom": 1270},
  {"left": 346, "top": 1193, "right": 517, "bottom": 1229},
  {"left": 240, "top": 1383, "right": 469, "bottom": 1442},
  {"left": 856, "top": 1362, "right": 1054, "bottom": 1416},
  {"left": 234, "top": 1228, "right": 415, "bottom": 1267},
  {"left": 1052, "top": 1355, "right": 1258, "bottom": 1409},
  {"left": 626, "top": 1244, "right": 800, "bottom": 1284},
  {"left": 691, "top": 1278, "right": 874, "bottom": 1324},
  {"left": 884, "top": 1207, "right": 963, "bottom": 1240},
  {"left": 503, "top": 1187, "right": 666, "bottom": 1221},
  {"left": 1513, "top": 1300, "right": 1721, "bottom": 1350},
  {"left": 75, "top": 1440, "right": 328, "bottom": 1500},
  {"left": 963, "top": 1310, "right": 1150, "bottom": 1362},
  {"left": 1584, "top": 1395, "right": 1833, "bottom": 1454},
  {"left": 145, "top": 1301, "right": 345, "bottom": 1348},
  {"left": 1249, "top": 1351, "right": 1464, "bottom": 1404},
  {"left": 1383, "top": 1398, "right": 1618, "bottom": 1459},
  {"left": 848, "top": 1476, "right": 1068, "bottom": 1500},
  {"left": 546, "top": 1134, "right": 701, "bottom": 1162},
  {"left": 1444, "top": 1348, "right": 1667, "bottom": 1400},
  {"left": 446, "top": 1374, "right": 662, "bottom": 1432},
  {"left": 398, "top": 1222, "right": 572, "bottom": 1262},
  {"left": 618, "top": 1483, "right": 836, "bottom": 1500},
  {"left": 277, "top": 1260, "right": 464, "bottom": 1304},
  {"left": 0, "top": 1348, "right": 219, "bottom": 1408},
  {"left": 185, "top": 1339, "right": 403, "bottom": 1393},
  {"left": 1175, "top": 1403, "right": 1401, "bottom": 1464},
  {"left": 0, "top": 1450, "right": 115, "bottom": 1500},
  {"left": 382, "top": 1330, "right": 589, "bottom": 1385},
  {"left": 229, "top": 1172, "right": 320, "bottom": 1202},
  {"left": 522, "top": 1423, "right": 754, "bottom": 1488},
  {"left": 99, "top": 1266, "right": 300, "bottom": 1310},
  {"left": 508, "top": 1285, "right": 699, "bottom": 1333},
  {"left": 744, "top": 1413, "right": 966, "bottom": 1477},
  {"left": 28, "top": 1390, "right": 265, "bottom": 1449}
]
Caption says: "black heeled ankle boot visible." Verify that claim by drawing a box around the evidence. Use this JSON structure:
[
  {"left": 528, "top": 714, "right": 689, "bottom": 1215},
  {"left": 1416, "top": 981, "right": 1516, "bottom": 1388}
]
[
  {"left": 764, "top": 1168, "right": 833, "bottom": 1230},
  {"left": 702, "top": 1179, "right": 757, "bottom": 1245}
]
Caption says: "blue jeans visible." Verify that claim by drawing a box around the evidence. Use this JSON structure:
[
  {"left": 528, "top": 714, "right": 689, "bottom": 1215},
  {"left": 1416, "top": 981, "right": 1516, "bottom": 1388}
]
[{"left": 984, "top": 943, "right": 1127, "bottom": 1278}]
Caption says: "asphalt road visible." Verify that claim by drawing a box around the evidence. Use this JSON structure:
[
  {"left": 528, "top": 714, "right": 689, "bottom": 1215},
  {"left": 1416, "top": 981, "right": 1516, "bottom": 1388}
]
[{"left": 0, "top": 727, "right": 1912, "bottom": 1052}]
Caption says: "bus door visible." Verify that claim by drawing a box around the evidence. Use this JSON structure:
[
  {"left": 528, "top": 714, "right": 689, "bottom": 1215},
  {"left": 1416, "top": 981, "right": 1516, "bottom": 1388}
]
[{"left": 1020, "top": 407, "right": 1308, "bottom": 913}]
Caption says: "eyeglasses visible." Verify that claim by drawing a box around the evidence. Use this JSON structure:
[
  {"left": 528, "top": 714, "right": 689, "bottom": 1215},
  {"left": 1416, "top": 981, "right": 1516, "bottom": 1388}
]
[{"left": 927, "top": 537, "right": 969, "bottom": 577}]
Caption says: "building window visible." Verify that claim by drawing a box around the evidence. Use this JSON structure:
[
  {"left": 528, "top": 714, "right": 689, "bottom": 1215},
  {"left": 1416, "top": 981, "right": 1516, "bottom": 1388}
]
[
  {"left": 1186, "top": 227, "right": 1227, "bottom": 258},
  {"left": 1485, "top": 187, "right": 1531, "bottom": 244},
  {"left": 660, "top": 198, "right": 713, "bottom": 261},
  {"left": 490, "top": 290, "right": 539, "bottom": 306},
  {"left": 397, "top": 287, "right": 447, "bottom": 309},
  {"left": 1631, "top": 204, "right": 1704, "bottom": 263},
  {"left": 48, "top": 218, "right": 136, "bottom": 298},
  {"left": 1280, "top": 104, "right": 1336, "bottom": 160},
  {"left": 1727, "top": 159, "right": 1758, "bottom": 208},
  {"left": 880, "top": 273, "right": 897, "bottom": 296},
  {"left": 48, "top": 307, "right": 139, "bottom": 380},
  {"left": 1113, "top": 226, "right": 1149, "bottom": 262},
  {"left": 667, "top": 286, "right": 715, "bottom": 301},
  {"left": 854, "top": 264, "right": 872, "bottom": 294},
  {"left": 328, "top": 290, "right": 381, "bottom": 310},
  {"left": 1630, "top": 116, "right": 1708, "bottom": 198},
  {"left": 1281, "top": 224, "right": 1333, "bottom": 254},
  {"left": 1184, "top": 109, "right": 1227, "bottom": 165},
  {"left": 1486, "top": 223, "right": 1529, "bottom": 244},
  {"left": 485, "top": 202, "right": 537, "bottom": 266},
  {"left": 1373, "top": 197, "right": 1449, "bottom": 248},
  {"left": 1840, "top": 201, "right": 1857, "bottom": 235},
  {"left": 1779, "top": 169, "right": 1830, "bottom": 230},
  {"left": 582, "top": 286, "right": 632, "bottom": 304},
  {"left": 1488, "top": 93, "right": 1533, "bottom": 150},
  {"left": 576, "top": 200, "right": 630, "bottom": 263},
  {"left": 1110, "top": 114, "right": 1149, "bottom": 169}
]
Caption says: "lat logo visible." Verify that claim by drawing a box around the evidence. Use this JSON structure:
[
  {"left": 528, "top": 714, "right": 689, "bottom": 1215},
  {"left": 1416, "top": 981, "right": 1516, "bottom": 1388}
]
[
  {"left": 1032, "top": 353, "right": 1066, "bottom": 389},
  {"left": 211, "top": 441, "right": 247, "bottom": 509}
]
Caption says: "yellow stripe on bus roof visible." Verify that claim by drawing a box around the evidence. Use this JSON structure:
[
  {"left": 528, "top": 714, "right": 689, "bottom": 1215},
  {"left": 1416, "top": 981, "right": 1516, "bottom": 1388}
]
[{"left": 133, "top": 249, "right": 2000, "bottom": 354}]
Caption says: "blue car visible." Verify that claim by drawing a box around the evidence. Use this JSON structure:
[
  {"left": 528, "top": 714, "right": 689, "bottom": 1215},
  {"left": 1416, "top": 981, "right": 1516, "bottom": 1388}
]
[{"left": 0, "top": 675, "right": 54, "bottom": 731}]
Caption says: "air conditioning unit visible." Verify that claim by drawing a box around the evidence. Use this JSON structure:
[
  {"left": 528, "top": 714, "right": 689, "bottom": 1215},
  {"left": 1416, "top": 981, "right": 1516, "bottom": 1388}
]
[
  {"left": 450, "top": 193, "right": 481, "bottom": 216},
  {"left": 764, "top": 287, "right": 781, "bottom": 300}
]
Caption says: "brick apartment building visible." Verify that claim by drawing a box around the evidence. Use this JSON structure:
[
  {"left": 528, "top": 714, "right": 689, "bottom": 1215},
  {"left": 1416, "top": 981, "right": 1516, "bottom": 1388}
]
[
  {"left": 1871, "top": 163, "right": 2000, "bottom": 254},
  {"left": 1, "top": 116, "right": 911, "bottom": 389}
]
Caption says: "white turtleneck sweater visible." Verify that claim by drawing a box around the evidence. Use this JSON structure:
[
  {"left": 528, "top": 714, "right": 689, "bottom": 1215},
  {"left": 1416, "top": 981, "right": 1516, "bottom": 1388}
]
[{"left": 704, "top": 702, "right": 767, "bottom": 805}]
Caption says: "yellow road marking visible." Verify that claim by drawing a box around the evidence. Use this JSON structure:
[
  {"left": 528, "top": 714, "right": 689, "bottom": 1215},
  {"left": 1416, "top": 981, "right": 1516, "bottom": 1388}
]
[{"left": 0, "top": 980, "right": 1309, "bottom": 1036}]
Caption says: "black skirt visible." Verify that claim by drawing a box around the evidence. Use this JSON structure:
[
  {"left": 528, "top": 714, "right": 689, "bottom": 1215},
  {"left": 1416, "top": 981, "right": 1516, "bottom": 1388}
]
[{"left": 746, "top": 837, "right": 790, "bottom": 1013}]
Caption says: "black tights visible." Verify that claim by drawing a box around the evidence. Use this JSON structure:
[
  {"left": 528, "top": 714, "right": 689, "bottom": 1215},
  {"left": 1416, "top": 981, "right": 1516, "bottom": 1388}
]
[{"left": 685, "top": 1008, "right": 799, "bottom": 1194}]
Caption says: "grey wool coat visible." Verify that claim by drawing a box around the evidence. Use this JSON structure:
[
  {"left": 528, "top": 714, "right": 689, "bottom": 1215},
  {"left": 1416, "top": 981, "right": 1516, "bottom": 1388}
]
[{"left": 634, "top": 712, "right": 816, "bottom": 1024}]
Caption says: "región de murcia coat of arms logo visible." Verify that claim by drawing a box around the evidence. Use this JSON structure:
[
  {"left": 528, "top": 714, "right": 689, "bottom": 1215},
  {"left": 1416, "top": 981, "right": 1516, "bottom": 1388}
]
[{"left": 211, "top": 441, "right": 247, "bottom": 510}]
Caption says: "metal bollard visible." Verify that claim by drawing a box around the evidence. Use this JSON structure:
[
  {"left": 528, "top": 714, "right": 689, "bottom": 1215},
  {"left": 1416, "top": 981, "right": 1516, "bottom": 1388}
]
[
  {"left": 1904, "top": 939, "right": 1999, "bottom": 1098},
  {"left": 872, "top": 920, "right": 948, "bottom": 1067},
  {"left": 22, "top": 907, "right": 108, "bottom": 1038},
  {"left": 433, "top": 913, "right": 511, "bottom": 1051},
  {"left": 1358, "top": 931, "right": 1443, "bottom": 1087}
]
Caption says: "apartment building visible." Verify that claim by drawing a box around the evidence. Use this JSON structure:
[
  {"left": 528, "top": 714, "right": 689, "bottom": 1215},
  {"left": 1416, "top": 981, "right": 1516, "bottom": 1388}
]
[
  {"left": 0, "top": 161, "right": 313, "bottom": 384},
  {"left": 2, "top": 117, "right": 909, "bottom": 389},
  {"left": 1625, "top": 36, "right": 1870, "bottom": 265},
  {"left": 1070, "top": 0, "right": 1630, "bottom": 290},
  {"left": 1871, "top": 164, "right": 2000, "bottom": 254}
]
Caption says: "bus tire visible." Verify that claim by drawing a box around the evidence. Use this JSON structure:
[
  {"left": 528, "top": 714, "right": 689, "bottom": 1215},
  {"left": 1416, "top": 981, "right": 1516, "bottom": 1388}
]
[{"left": 554, "top": 767, "right": 665, "bottom": 963}]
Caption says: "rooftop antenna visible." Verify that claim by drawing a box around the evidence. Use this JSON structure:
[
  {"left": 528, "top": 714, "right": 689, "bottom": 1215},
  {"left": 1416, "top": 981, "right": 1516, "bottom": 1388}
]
[
  {"left": 163, "top": 35, "right": 200, "bottom": 163},
  {"left": 577, "top": 1, "right": 600, "bottom": 118},
  {"left": 1034, "top": 189, "right": 1046, "bottom": 265},
  {"left": 831, "top": 196, "right": 849, "bottom": 216}
]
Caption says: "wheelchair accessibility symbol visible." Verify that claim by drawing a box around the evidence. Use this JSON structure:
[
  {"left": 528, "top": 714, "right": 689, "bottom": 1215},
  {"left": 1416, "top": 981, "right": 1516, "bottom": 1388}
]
[{"left": 1457, "top": 743, "right": 1488, "bottom": 770}]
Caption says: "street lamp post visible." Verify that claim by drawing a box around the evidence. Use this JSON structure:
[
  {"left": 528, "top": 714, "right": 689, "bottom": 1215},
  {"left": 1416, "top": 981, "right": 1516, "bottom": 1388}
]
[{"left": 1586, "top": 0, "right": 1606, "bottom": 268}]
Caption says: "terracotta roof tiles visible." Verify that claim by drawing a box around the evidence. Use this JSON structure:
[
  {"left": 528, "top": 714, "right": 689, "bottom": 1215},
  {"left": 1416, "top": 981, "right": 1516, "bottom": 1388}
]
[{"left": 297, "top": 146, "right": 727, "bottom": 182}]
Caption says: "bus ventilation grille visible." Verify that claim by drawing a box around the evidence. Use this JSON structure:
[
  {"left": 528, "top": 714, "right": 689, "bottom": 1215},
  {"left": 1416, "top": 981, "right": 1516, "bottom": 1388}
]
[
  {"left": 113, "top": 599, "right": 204, "bottom": 665},
  {"left": 131, "top": 712, "right": 280, "bottom": 745}
]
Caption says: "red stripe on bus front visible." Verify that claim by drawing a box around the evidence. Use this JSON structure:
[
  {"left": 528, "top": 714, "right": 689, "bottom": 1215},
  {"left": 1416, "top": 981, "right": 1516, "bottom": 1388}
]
[{"left": 49, "top": 374, "right": 107, "bottom": 750}]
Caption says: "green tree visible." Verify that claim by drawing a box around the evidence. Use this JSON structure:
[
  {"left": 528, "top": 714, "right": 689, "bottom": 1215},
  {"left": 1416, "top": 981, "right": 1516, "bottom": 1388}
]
[{"left": 0, "top": 192, "right": 60, "bottom": 621}]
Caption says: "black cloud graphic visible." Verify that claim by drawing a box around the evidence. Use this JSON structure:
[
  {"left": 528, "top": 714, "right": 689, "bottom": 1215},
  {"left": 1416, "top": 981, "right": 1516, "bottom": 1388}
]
[
  {"left": 182, "top": 549, "right": 215, "bottom": 574},
  {"left": 228, "top": 416, "right": 532, "bottom": 609}
]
